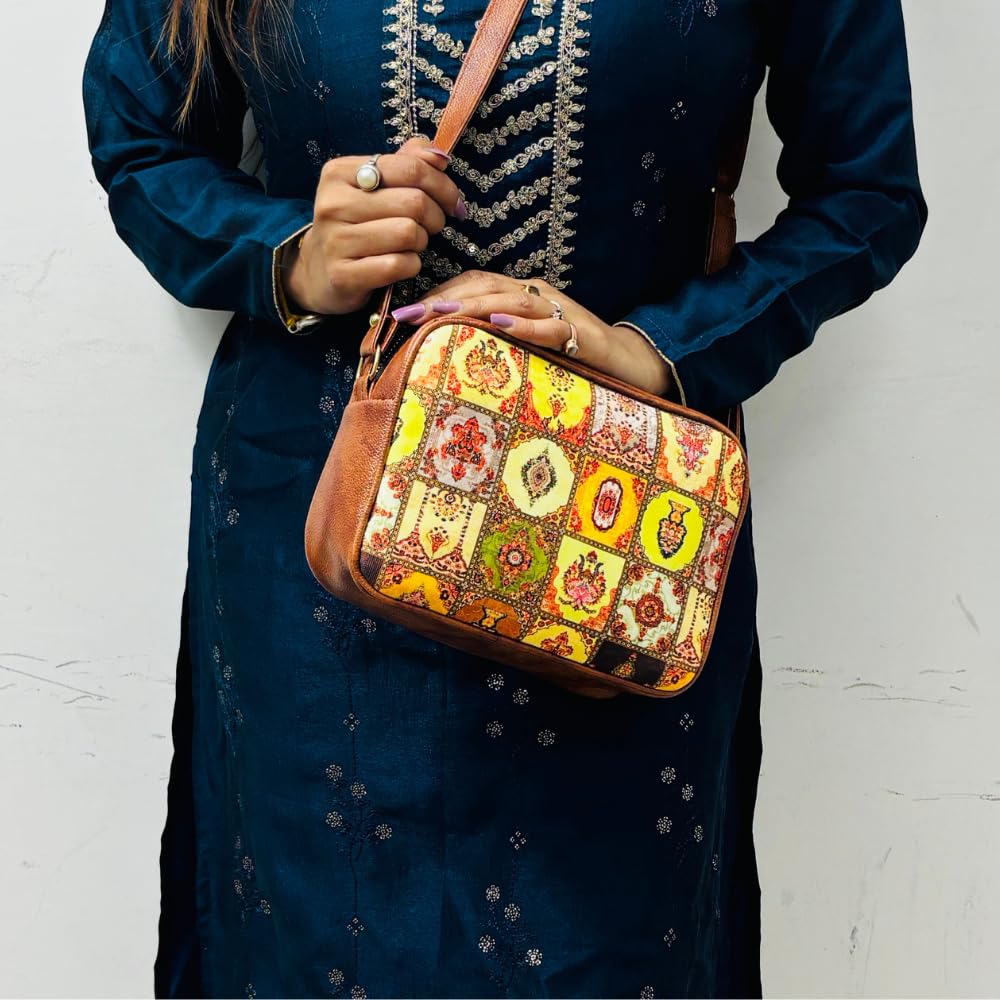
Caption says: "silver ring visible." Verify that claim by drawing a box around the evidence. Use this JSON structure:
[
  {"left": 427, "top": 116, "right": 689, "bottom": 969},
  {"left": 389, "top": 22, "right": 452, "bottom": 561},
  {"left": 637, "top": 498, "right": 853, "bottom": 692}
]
[
  {"left": 547, "top": 298, "right": 565, "bottom": 322},
  {"left": 562, "top": 321, "right": 579, "bottom": 357},
  {"left": 356, "top": 153, "right": 383, "bottom": 192}
]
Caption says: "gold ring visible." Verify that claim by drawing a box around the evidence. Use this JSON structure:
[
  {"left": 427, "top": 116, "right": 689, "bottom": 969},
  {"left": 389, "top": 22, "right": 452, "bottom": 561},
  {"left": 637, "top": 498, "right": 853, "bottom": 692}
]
[
  {"left": 356, "top": 153, "right": 383, "bottom": 192},
  {"left": 522, "top": 283, "right": 541, "bottom": 296},
  {"left": 562, "top": 321, "right": 579, "bottom": 357},
  {"left": 547, "top": 298, "right": 565, "bottom": 322}
]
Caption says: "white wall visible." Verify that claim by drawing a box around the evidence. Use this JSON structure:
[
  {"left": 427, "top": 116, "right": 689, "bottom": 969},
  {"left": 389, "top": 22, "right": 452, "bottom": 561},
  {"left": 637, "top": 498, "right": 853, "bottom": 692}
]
[{"left": 1, "top": 1, "right": 996, "bottom": 996}]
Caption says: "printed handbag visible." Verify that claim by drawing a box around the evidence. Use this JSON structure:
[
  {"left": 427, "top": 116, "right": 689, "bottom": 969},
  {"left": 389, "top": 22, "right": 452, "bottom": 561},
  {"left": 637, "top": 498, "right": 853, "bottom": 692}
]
[{"left": 305, "top": 0, "right": 752, "bottom": 699}]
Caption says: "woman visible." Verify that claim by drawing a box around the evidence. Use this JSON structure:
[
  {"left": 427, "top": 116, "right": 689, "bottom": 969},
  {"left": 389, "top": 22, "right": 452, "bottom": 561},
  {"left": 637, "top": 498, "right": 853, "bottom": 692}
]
[{"left": 83, "top": 0, "right": 925, "bottom": 996}]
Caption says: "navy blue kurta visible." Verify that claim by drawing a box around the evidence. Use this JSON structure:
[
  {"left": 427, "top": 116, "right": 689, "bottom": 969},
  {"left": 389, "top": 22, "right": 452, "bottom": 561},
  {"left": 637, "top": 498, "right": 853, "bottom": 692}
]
[{"left": 83, "top": 1, "right": 925, "bottom": 996}]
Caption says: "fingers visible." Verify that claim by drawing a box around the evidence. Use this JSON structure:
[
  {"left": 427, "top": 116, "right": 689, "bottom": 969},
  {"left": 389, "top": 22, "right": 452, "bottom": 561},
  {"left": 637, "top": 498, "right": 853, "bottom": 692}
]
[
  {"left": 347, "top": 252, "right": 425, "bottom": 289},
  {"left": 431, "top": 289, "right": 556, "bottom": 323},
  {"left": 327, "top": 252, "right": 425, "bottom": 305},
  {"left": 327, "top": 217, "right": 431, "bottom": 258},
  {"left": 416, "top": 269, "right": 546, "bottom": 305},
  {"left": 397, "top": 135, "right": 453, "bottom": 168},
  {"left": 322, "top": 187, "right": 447, "bottom": 236},
  {"left": 486, "top": 315, "right": 572, "bottom": 353},
  {"left": 319, "top": 150, "right": 464, "bottom": 222},
  {"left": 394, "top": 273, "right": 562, "bottom": 327}
]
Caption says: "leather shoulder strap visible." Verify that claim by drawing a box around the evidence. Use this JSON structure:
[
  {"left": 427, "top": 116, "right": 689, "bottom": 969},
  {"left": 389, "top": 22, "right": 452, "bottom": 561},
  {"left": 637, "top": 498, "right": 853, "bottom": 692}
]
[
  {"left": 705, "top": 102, "right": 754, "bottom": 276},
  {"left": 432, "top": 0, "right": 530, "bottom": 154}
]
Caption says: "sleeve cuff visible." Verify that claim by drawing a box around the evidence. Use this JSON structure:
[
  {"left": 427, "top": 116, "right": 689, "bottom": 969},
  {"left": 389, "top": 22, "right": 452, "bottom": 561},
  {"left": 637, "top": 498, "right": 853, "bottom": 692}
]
[
  {"left": 613, "top": 320, "right": 688, "bottom": 408},
  {"left": 270, "top": 217, "right": 326, "bottom": 334}
]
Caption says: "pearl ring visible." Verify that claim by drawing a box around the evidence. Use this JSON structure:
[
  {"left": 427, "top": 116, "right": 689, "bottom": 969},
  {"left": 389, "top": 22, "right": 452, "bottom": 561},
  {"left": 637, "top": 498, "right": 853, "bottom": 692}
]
[{"left": 356, "top": 154, "right": 383, "bottom": 192}]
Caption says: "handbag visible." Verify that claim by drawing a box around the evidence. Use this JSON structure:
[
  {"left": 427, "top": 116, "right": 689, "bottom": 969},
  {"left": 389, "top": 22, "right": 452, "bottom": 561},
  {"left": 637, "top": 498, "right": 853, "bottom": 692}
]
[{"left": 305, "top": 0, "right": 752, "bottom": 699}]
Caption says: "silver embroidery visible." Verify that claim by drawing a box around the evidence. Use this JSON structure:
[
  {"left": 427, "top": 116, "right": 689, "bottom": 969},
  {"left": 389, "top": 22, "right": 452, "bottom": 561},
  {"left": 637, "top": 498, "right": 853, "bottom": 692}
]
[
  {"left": 463, "top": 105, "right": 554, "bottom": 156},
  {"left": 449, "top": 138, "right": 557, "bottom": 193},
  {"left": 467, "top": 176, "right": 552, "bottom": 228},
  {"left": 545, "top": 0, "right": 592, "bottom": 287},
  {"left": 443, "top": 212, "right": 551, "bottom": 266},
  {"left": 476, "top": 62, "right": 558, "bottom": 117}
]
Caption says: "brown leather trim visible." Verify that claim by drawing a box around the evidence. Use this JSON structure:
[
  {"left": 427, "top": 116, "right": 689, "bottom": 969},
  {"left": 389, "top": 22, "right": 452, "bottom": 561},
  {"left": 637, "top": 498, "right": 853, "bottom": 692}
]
[
  {"left": 705, "top": 103, "right": 754, "bottom": 275},
  {"left": 306, "top": 314, "right": 750, "bottom": 700}
]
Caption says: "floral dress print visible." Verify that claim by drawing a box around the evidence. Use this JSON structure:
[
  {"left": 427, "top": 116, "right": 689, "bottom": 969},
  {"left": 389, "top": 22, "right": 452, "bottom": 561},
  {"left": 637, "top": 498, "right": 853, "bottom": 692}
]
[{"left": 82, "top": 0, "right": 925, "bottom": 996}]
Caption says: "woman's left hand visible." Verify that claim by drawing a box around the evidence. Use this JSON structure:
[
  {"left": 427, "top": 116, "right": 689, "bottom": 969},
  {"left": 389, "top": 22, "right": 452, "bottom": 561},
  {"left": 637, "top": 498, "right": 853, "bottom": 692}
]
[{"left": 390, "top": 270, "right": 673, "bottom": 396}]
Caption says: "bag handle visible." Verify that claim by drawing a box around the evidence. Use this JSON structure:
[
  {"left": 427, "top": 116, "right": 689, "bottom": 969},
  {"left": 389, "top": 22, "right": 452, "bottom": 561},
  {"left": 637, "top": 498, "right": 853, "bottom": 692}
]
[
  {"left": 706, "top": 103, "right": 753, "bottom": 275},
  {"left": 433, "top": 0, "right": 531, "bottom": 155}
]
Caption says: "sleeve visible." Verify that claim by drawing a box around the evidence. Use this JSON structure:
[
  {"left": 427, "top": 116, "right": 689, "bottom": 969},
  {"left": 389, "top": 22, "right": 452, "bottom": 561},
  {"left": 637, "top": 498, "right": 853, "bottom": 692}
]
[
  {"left": 616, "top": 0, "right": 928, "bottom": 413},
  {"left": 82, "top": 0, "right": 316, "bottom": 329}
]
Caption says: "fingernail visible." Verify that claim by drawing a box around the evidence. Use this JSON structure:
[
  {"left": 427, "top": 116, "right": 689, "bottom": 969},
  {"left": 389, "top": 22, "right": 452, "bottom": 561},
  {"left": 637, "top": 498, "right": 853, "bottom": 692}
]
[
  {"left": 427, "top": 145, "right": 453, "bottom": 162},
  {"left": 454, "top": 195, "right": 468, "bottom": 221},
  {"left": 391, "top": 303, "right": 427, "bottom": 323},
  {"left": 432, "top": 300, "right": 462, "bottom": 314},
  {"left": 490, "top": 313, "right": 516, "bottom": 329}
]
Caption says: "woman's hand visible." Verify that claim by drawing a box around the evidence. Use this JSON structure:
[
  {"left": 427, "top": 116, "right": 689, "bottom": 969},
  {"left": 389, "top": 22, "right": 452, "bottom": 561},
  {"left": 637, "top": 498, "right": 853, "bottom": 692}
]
[
  {"left": 282, "top": 139, "right": 466, "bottom": 316},
  {"left": 391, "top": 271, "right": 673, "bottom": 396}
]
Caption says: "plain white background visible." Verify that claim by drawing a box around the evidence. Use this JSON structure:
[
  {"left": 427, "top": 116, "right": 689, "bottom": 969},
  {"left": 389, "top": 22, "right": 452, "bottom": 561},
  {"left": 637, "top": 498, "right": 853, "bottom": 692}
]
[{"left": 2, "top": 1, "right": 997, "bottom": 996}]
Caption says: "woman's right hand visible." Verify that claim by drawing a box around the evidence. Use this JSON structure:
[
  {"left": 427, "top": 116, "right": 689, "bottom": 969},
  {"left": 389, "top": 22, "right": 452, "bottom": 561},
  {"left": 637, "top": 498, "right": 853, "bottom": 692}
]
[{"left": 282, "top": 139, "right": 465, "bottom": 317}]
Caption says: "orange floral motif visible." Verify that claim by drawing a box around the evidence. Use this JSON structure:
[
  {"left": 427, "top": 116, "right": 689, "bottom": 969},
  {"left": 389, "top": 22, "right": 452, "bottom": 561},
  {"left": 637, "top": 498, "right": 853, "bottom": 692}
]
[
  {"left": 539, "top": 630, "right": 575, "bottom": 659},
  {"left": 461, "top": 338, "right": 512, "bottom": 397},
  {"left": 442, "top": 417, "right": 488, "bottom": 481},
  {"left": 674, "top": 416, "right": 714, "bottom": 473}
]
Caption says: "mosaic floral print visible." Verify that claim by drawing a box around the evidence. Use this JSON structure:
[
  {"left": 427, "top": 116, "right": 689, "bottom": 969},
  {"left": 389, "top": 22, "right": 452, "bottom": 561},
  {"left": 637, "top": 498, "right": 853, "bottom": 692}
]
[{"left": 359, "top": 323, "right": 748, "bottom": 694}]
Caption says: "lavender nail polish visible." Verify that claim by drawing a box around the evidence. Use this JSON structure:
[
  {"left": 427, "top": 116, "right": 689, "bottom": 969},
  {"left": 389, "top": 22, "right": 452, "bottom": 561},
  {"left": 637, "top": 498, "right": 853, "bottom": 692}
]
[
  {"left": 490, "top": 313, "right": 516, "bottom": 329},
  {"left": 391, "top": 303, "right": 427, "bottom": 323},
  {"left": 455, "top": 195, "right": 468, "bottom": 221},
  {"left": 427, "top": 145, "right": 453, "bottom": 162},
  {"left": 432, "top": 301, "right": 462, "bottom": 314}
]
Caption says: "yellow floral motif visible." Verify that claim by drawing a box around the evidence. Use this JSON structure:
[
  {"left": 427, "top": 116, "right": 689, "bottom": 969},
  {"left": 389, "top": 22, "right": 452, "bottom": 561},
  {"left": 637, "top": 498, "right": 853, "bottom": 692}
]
[
  {"left": 446, "top": 326, "right": 523, "bottom": 415},
  {"left": 655, "top": 663, "right": 698, "bottom": 694},
  {"left": 379, "top": 567, "right": 457, "bottom": 614},
  {"left": 656, "top": 411, "right": 724, "bottom": 499},
  {"left": 671, "top": 588, "right": 715, "bottom": 668},
  {"left": 391, "top": 481, "right": 486, "bottom": 577},
  {"left": 522, "top": 619, "right": 593, "bottom": 663},
  {"left": 568, "top": 457, "right": 645, "bottom": 552},
  {"left": 639, "top": 489, "right": 705, "bottom": 572},
  {"left": 520, "top": 354, "right": 592, "bottom": 445},
  {"left": 717, "top": 438, "right": 748, "bottom": 516},
  {"left": 542, "top": 535, "right": 625, "bottom": 631},
  {"left": 386, "top": 388, "right": 427, "bottom": 466},
  {"left": 500, "top": 436, "right": 574, "bottom": 518},
  {"left": 409, "top": 325, "right": 451, "bottom": 391}
]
